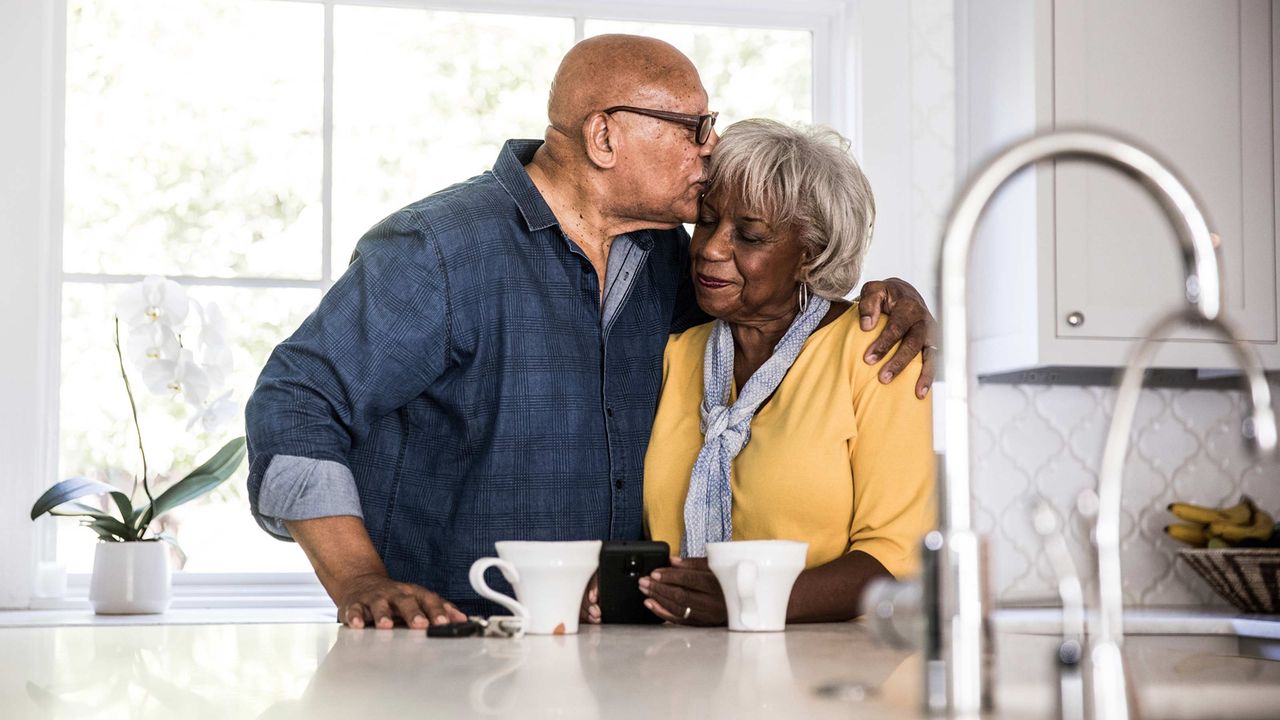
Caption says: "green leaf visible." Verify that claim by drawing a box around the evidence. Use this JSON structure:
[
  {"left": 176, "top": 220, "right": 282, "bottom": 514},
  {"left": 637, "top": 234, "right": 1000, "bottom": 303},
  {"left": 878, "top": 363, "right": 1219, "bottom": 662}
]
[
  {"left": 145, "top": 437, "right": 246, "bottom": 523},
  {"left": 30, "top": 478, "right": 131, "bottom": 522},
  {"left": 183, "top": 437, "right": 246, "bottom": 483},
  {"left": 88, "top": 517, "right": 137, "bottom": 542},
  {"left": 49, "top": 501, "right": 115, "bottom": 521},
  {"left": 86, "top": 523, "right": 124, "bottom": 542},
  {"left": 107, "top": 491, "right": 133, "bottom": 526}
]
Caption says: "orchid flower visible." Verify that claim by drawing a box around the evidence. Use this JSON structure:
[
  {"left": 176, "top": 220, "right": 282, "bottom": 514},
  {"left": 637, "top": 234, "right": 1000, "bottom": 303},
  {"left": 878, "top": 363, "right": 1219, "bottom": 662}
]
[
  {"left": 196, "top": 302, "right": 233, "bottom": 389},
  {"left": 142, "top": 348, "right": 210, "bottom": 407},
  {"left": 126, "top": 322, "right": 181, "bottom": 368},
  {"left": 116, "top": 275, "right": 190, "bottom": 330},
  {"left": 186, "top": 390, "right": 238, "bottom": 433}
]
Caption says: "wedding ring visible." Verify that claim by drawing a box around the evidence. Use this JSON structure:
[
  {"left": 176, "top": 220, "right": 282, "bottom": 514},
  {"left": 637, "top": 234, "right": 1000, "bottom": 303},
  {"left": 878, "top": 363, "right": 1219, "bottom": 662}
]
[{"left": 682, "top": 606, "right": 692, "bottom": 620}]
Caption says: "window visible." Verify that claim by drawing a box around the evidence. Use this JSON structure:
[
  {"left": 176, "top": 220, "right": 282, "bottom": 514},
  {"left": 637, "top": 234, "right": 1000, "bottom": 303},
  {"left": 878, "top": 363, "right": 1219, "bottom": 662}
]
[{"left": 50, "top": 0, "right": 826, "bottom": 583}]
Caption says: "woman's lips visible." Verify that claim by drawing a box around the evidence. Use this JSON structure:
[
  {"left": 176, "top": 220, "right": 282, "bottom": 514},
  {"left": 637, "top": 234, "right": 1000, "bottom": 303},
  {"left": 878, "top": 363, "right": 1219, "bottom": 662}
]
[{"left": 696, "top": 273, "right": 731, "bottom": 289}]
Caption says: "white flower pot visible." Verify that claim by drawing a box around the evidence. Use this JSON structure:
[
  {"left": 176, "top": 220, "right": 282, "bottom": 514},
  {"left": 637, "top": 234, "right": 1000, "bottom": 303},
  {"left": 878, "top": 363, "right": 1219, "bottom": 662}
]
[{"left": 89, "top": 541, "right": 172, "bottom": 614}]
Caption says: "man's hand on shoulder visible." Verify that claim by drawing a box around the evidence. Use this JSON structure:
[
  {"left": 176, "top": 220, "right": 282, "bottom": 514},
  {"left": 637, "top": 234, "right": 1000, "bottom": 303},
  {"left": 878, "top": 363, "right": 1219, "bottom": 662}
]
[
  {"left": 336, "top": 572, "right": 468, "bottom": 629},
  {"left": 856, "top": 277, "right": 938, "bottom": 399}
]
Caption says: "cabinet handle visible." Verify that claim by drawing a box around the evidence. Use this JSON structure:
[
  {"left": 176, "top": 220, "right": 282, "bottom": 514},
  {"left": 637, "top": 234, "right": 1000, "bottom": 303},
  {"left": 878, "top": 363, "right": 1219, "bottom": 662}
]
[{"left": 1066, "top": 311, "right": 1085, "bottom": 327}]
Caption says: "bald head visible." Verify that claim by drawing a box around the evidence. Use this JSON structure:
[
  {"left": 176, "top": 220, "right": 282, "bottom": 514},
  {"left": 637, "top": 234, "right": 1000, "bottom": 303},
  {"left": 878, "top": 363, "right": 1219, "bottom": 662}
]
[{"left": 547, "top": 34, "right": 706, "bottom": 135}]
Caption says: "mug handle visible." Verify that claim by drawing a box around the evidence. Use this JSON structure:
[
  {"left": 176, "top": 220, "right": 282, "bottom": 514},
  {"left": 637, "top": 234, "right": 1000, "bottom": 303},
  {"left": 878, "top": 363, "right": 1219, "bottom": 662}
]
[
  {"left": 469, "top": 557, "right": 530, "bottom": 620},
  {"left": 737, "top": 560, "right": 760, "bottom": 630}
]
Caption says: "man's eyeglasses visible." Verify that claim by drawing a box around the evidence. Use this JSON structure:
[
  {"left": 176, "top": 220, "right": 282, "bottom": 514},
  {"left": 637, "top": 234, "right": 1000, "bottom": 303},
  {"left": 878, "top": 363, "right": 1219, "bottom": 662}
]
[{"left": 603, "top": 106, "right": 718, "bottom": 145}]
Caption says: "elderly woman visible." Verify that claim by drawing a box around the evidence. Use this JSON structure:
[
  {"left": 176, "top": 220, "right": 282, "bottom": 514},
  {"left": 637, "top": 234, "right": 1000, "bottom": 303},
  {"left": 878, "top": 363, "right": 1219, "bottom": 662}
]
[{"left": 637, "top": 119, "right": 935, "bottom": 625}]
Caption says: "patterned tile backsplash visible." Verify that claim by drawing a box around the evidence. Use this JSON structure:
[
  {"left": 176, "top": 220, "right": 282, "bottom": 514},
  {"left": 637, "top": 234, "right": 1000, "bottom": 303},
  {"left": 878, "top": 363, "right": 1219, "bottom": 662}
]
[
  {"left": 895, "top": 0, "right": 1278, "bottom": 608},
  {"left": 971, "top": 382, "right": 1280, "bottom": 608}
]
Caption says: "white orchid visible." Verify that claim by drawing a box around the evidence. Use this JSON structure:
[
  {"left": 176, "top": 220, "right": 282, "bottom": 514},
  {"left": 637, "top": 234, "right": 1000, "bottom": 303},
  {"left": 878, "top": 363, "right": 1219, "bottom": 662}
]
[
  {"left": 126, "top": 322, "right": 181, "bottom": 367},
  {"left": 142, "top": 349, "right": 210, "bottom": 407},
  {"left": 196, "top": 302, "right": 233, "bottom": 389},
  {"left": 117, "top": 275, "right": 190, "bottom": 330},
  {"left": 186, "top": 390, "right": 239, "bottom": 433},
  {"left": 117, "top": 276, "right": 236, "bottom": 434}
]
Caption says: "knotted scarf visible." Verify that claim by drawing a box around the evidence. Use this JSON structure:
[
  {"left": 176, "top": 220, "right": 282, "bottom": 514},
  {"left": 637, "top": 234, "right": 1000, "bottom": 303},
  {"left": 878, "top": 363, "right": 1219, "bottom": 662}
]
[{"left": 681, "top": 294, "right": 832, "bottom": 557}]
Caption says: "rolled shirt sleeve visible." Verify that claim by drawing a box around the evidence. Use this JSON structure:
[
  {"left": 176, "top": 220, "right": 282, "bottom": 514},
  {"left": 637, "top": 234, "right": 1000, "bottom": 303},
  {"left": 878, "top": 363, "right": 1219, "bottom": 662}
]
[{"left": 254, "top": 455, "right": 365, "bottom": 540}]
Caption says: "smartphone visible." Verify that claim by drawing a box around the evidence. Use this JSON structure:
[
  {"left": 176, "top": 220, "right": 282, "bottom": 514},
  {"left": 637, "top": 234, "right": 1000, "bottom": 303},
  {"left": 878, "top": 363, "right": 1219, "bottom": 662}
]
[{"left": 598, "top": 540, "right": 670, "bottom": 624}]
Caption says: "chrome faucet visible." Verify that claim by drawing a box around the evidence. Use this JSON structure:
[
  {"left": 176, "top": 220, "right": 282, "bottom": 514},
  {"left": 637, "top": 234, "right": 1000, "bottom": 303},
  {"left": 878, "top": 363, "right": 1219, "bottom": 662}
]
[
  {"left": 1087, "top": 308, "right": 1277, "bottom": 720},
  {"left": 1032, "top": 501, "right": 1086, "bottom": 720},
  {"left": 931, "top": 129, "right": 1222, "bottom": 717}
]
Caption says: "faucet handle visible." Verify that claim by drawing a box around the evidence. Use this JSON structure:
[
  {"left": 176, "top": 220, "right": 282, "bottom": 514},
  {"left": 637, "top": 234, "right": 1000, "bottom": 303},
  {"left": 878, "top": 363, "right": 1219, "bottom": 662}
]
[
  {"left": 862, "top": 576, "right": 923, "bottom": 650},
  {"left": 1032, "top": 500, "right": 1086, "bottom": 643},
  {"left": 1032, "top": 500, "right": 1087, "bottom": 720}
]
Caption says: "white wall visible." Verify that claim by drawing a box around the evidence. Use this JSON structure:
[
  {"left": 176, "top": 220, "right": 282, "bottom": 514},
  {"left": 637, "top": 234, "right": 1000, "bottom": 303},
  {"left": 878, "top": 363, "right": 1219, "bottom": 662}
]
[
  {"left": 856, "top": 0, "right": 954, "bottom": 310},
  {"left": 0, "top": 0, "right": 63, "bottom": 608}
]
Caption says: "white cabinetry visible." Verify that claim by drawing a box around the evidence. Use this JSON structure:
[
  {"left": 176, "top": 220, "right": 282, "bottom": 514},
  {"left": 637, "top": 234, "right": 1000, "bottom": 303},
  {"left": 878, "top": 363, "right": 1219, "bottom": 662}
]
[{"left": 958, "top": 0, "right": 1279, "bottom": 376}]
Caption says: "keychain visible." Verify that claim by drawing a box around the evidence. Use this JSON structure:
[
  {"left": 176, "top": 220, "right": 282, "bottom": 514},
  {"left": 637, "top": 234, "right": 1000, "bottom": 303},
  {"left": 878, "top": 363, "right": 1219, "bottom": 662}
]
[{"left": 426, "top": 615, "right": 524, "bottom": 639}]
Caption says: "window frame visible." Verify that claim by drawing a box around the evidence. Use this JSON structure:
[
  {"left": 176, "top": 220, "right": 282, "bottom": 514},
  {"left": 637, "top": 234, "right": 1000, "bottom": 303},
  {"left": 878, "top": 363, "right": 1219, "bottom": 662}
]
[{"left": 7, "top": 0, "right": 861, "bottom": 609}]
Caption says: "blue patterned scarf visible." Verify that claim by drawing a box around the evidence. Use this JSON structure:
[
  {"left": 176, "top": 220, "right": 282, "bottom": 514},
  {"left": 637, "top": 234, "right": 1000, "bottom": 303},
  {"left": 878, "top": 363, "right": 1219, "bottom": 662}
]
[{"left": 681, "top": 295, "right": 832, "bottom": 557}]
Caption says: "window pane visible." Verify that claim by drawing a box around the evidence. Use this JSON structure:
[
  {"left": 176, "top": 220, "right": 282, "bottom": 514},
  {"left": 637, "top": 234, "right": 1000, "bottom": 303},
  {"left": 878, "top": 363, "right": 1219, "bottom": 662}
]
[
  {"left": 63, "top": 0, "right": 324, "bottom": 279},
  {"left": 583, "top": 20, "right": 813, "bottom": 126},
  {"left": 331, "top": 7, "right": 574, "bottom": 268},
  {"left": 57, "top": 283, "right": 320, "bottom": 573}
]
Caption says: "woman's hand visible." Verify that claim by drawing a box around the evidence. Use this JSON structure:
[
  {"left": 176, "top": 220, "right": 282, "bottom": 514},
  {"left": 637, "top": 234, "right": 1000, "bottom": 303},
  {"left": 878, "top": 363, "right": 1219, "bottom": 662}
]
[
  {"left": 638, "top": 557, "right": 727, "bottom": 626},
  {"left": 581, "top": 572, "right": 601, "bottom": 624},
  {"left": 856, "top": 277, "right": 938, "bottom": 398}
]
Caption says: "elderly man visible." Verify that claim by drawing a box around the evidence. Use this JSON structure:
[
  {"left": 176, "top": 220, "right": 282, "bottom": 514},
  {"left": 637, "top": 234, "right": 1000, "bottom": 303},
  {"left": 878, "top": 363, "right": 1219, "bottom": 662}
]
[{"left": 245, "top": 34, "right": 936, "bottom": 628}]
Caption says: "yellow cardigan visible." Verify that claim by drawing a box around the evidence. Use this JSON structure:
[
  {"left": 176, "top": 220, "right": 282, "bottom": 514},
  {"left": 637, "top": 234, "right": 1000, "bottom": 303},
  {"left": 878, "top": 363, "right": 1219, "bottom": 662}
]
[{"left": 643, "top": 307, "right": 936, "bottom": 578}]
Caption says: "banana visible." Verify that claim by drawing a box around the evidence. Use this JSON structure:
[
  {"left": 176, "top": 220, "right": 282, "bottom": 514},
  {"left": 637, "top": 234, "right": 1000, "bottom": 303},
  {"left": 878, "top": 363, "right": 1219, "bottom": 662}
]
[
  {"left": 1164, "top": 523, "right": 1209, "bottom": 547},
  {"left": 1209, "top": 509, "right": 1275, "bottom": 542},
  {"left": 1168, "top": 501, "right": 1226, "bottom": 525},
  {"left": 1217, "top": 496, "right": 1256, "bottom": 525}
]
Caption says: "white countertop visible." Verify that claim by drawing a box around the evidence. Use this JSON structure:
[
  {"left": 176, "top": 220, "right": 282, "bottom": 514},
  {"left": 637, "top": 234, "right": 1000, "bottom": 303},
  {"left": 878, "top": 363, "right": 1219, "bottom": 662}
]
[{"left": 2, "top": 611, "right": 1278, "bottom": 719}]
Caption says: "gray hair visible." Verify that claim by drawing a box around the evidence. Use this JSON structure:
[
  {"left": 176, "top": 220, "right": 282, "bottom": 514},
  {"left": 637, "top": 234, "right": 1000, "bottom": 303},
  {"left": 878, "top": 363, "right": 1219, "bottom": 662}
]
[{"left": 705, "top": 119, "right": 875, "bottom": 300}]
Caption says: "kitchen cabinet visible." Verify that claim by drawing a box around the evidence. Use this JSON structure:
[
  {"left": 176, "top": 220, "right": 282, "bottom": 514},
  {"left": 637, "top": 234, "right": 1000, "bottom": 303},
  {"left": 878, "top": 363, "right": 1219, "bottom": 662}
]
[{"left": 957, "top": 0, "right": 1279, "bottom": 376}]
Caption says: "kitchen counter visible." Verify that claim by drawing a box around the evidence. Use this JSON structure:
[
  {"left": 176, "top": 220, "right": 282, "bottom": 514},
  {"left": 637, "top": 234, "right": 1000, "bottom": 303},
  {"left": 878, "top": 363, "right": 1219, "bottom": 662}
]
[{"left": 2, "top": 613, "right": 1279, "bottom": 719}]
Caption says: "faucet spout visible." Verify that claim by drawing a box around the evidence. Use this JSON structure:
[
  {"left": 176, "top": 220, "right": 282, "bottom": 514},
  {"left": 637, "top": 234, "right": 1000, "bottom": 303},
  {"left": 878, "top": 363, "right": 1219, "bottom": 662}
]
[
  {"left": 935, "top": 129, "right": 1221, "bottom": 716},
  {"left": 1089, "top": 309, "right": 1277, "bottom": 720}
]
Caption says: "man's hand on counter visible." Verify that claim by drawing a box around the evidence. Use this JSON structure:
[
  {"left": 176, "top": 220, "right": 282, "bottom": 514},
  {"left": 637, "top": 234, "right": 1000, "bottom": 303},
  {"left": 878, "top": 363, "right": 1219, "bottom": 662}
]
[
  {"left": 335, "top": 573, "right": 467, "bottom": 630},
  {"left": 284, "top": 515, "right": 467, "bottom": 629},
  {"left": 638, "top": 557, "right": 727, "bottom": 627}
]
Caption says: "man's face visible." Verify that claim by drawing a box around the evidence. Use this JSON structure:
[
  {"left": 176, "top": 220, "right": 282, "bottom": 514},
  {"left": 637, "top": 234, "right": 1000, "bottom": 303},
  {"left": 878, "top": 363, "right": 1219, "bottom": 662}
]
[{"left": 611, "top": 82, "right": 718, "bottom": 226}]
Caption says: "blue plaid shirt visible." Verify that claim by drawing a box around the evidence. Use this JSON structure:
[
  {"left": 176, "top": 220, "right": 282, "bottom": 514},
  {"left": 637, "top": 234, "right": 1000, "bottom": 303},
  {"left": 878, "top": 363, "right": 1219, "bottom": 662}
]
[{"left": 246, "top": 140, "right": 703, "bottom": 614}]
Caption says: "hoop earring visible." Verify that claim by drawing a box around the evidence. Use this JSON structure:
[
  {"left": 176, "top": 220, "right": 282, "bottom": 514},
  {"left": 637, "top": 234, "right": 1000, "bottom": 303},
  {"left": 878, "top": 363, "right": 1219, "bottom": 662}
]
[{"left": 798, "top": 283, "right": 810, "bottom": 313}]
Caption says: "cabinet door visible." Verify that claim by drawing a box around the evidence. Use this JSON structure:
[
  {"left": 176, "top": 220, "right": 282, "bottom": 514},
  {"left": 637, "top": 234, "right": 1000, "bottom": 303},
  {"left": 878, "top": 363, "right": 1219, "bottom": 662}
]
[{"left": 1052, "top": 0, "right": 1275, "bottom": 342}]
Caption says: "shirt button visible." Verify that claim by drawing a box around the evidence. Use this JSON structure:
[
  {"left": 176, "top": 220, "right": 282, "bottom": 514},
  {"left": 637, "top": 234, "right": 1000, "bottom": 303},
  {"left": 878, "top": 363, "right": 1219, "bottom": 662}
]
[
  {"left": 606, "top": 406, "right": 614, "bottom": 417},
  {"left": 615, "top": 479, "right": 625, "bottom": 490}
]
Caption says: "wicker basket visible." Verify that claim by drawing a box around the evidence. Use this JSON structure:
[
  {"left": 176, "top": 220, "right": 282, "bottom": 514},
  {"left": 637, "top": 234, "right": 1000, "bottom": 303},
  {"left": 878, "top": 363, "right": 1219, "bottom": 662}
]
[{"left": 1178, "top": 548, "right": 1280, "bottom": 614}]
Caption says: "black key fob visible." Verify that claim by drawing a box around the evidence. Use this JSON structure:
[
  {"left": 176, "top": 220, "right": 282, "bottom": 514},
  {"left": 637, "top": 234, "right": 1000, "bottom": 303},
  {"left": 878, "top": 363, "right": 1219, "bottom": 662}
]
[{"left": 427, "top": 619, "right": 483, "bottom": 638}]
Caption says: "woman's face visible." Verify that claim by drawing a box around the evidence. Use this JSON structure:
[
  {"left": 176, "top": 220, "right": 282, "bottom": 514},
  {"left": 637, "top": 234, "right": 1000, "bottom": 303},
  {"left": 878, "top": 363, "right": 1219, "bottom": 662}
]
[{"left": 689, "top": 188, "right": 807, "bottom": 325}]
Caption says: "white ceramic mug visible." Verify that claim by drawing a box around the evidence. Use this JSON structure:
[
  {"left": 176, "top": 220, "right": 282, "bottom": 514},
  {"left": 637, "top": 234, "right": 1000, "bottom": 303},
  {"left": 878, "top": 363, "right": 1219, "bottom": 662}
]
[
  {"left": 469, "top": 540, "right": 601, "bottom": 635},
  {"left": 706, "top": 540, "right": 808, "bottom": 632}
]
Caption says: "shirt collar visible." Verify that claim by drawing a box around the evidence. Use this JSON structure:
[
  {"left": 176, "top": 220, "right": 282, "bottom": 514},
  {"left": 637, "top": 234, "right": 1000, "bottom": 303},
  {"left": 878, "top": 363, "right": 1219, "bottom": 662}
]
[
  {"left": 491, "top": 139, "right": 656, "bottom": 251},
  {"left": 492, "top": 139, "right": 560, "bottom": 232}
]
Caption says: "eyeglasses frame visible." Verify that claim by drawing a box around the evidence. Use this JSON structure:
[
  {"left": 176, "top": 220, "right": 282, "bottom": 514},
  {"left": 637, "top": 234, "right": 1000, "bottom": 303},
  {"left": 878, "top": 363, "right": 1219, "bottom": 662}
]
[{"left": 602, "top": 105, "right": 718, "bottom": 145}]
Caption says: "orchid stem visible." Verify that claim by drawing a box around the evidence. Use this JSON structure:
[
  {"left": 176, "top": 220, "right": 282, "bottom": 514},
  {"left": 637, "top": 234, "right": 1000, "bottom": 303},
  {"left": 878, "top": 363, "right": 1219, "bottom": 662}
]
[{"left": 114, "top": 317, "right": 152, "bottom": 540}]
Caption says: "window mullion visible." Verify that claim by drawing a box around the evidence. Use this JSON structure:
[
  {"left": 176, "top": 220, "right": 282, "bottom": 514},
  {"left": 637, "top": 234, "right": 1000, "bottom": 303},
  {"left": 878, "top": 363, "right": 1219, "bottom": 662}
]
[{"left": 322, "top": 1, "right": 336, "bottom": 290}]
